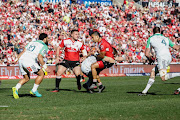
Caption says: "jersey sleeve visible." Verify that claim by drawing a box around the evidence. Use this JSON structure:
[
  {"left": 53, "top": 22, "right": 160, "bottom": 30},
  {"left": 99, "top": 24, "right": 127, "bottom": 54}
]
[
  {"left": 59, "top": 40, "right": 64, "bottom": 48},
  {"left": 168, "top": 38, "right": 174, "bottom": 47},
  {"left": 80, "top": 44, "right": 85, "bottom": 50},
  {"left": 146, "top": 38, "right": 151, "bottom": 48},
  {"left": 25, "top": 43, "right": 30, "bottom": 48},
  {"left": 39, "top": 45, "right": 48, "bottom": 57}
]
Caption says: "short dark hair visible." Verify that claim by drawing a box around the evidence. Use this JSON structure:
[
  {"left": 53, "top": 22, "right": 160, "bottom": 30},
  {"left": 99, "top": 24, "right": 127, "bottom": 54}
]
[
  {"left": 91, "top": 31, "right": 101, "bottom": 37},
  {"left": 39, "top": 33, "right": 48, "bottom": 40},
  {"left": 71, "top": 29, "right": 79, "bottom": 34},
  {"left": 153, "top": 27, "right": 160, "bottom": 34}
]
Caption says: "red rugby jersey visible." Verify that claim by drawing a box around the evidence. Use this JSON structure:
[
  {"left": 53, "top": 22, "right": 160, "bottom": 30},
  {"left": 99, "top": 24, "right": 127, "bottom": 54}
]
[
  {"left": 98, "top": 39, "right": 114, "bottom": 59},
  {"left": 59, "top": 38, "right": 84, "bottom": 61}
]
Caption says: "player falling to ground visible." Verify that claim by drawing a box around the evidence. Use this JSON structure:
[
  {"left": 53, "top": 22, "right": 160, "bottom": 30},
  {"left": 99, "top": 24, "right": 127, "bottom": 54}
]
[
  {"left": 12, "top": 33, "right": 50, "bottom": 99},
  {"left": 52, "top": 30, "right": 87, "bottom": 92},
  {"left": 139, "top": 27, "right": 180, "bottom": 96},
  {"left": 81, "top": 48, "right": 123, "bottom": 93},
  {"left": 88, "top": 30, "right": 115, "bottom": 93}
]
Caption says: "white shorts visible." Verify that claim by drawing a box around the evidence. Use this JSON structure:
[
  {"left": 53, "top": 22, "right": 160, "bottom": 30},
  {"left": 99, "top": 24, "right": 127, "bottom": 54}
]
[
  {"left": 157, "top": 57, "right": 171, "bottom": 70},
  {"left": 18, "top": 59, "right": 41, "bottom": 75},
  {"left": 81, "top": 65, "right": 91, "bottom": 75}
]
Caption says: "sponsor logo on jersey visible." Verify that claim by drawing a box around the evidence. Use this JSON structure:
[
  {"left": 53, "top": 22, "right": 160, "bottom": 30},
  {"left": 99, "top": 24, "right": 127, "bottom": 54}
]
[{"left": 106, "top": 48, "right": 109, "bottom": 51}]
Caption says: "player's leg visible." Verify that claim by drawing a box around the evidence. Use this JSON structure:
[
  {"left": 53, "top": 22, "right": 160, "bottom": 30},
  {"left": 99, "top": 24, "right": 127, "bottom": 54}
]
[
  {"left": 80, "top": 71, "right": 85, "bottom": 82},
  {"left": 52, "top": 65, "right": 67, "bottom": 92},
  {"left": 12, "top": 61, "right": 30, "bottom": 99},
  {"left": 91, "top": 62, "right": 102, "bottom": 86},
  {"left": 97, "top": 75, "right": 105, "bottom": 93},
  {"left": 81, "top": 72, "right": 93, "bottom": 93},
  {"left": 160, "top": 69, "right": 180, "bottom": 81},
  {"left": 30, "top": 69, "right": 45, "bottom": 97},
  {"left": 73, "top": 66, "right": 82, "bottom": 90},
  {"left": 139, "top": 66, "right": 158, "bottom": 96},
  {"left": 12, "top": 74, "right": 30, "bottom": 99},
  {"left": 159, "top": 59, "right": 180, "bottom": 81}
]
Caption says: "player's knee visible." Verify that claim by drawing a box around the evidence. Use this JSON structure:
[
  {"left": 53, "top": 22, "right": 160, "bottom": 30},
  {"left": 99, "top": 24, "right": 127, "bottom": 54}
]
[
  {"left": 25, "top": 77, "right": 30, "bottom": 82},
  {"left": 56, "top": 69, "right": 63, "bottom": 76},
  {"left": 91, "top": 64, "right": 95, "bottom": 69},
  {"left": 159, "top": 70, "right": 167, "bottom": 81},
  {"left": 161, "top": 76, "right": 166, "bottom": 81},
  {"left": 74, "top": 71, "right": 81, "bottom": 76},
  {"left": 38, "top": 69, "right": 45, "bottom": 76},
  {"left": 150, "top": 71, "right": 155, "bottom": 79}
]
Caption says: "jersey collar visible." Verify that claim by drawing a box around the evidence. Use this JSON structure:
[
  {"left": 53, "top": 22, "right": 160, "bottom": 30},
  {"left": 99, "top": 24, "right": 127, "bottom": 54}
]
[{"left": 37, "top": 40, "right": 47, "bottom": 46}]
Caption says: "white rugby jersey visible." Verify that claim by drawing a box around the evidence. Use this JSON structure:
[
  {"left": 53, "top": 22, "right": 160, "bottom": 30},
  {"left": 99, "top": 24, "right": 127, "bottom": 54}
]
[
  {"left": 20, "top": 40, "right": 48, "bottom": 62},
  {"left": 81, "top": 56, "right": 97, "bottom": 74},
  {"left": 146, "top": 33, "right": 174, "bottom": 60}
]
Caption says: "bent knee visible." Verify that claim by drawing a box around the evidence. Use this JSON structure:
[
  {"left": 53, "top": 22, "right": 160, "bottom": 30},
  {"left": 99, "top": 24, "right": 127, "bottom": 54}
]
[
  {"left": 150, "top": 71, "right": 155, "bottom": 79},
  {"left": 161, "top": 76, "right": 166, "bottom": 81}
]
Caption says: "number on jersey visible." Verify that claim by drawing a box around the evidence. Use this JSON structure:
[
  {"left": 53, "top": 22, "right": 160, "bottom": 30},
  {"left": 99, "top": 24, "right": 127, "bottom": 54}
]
[
  {"left": 161, "top": 39, "right": 166, "bottom": 46},
  {"left": 27, "top": 45, "right": 36, "bottom": 51}
]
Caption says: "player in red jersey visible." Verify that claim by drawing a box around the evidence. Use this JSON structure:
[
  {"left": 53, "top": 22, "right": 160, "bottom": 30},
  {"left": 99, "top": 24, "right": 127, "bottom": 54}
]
[
  {"left": 52, "top": 30, "right": 87, "bottom": 92},
  {"left": 90, "top": 31, "right": 115, "bottom": 93}
]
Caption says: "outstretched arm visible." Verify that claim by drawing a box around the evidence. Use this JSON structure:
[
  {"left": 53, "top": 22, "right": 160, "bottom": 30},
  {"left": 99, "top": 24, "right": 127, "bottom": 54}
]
[
  {"left": 13, "top": 48, "right": 26, "bottom": 63},
  {"left": 172, "top": 45, "right": 180, "bottom": 51}
]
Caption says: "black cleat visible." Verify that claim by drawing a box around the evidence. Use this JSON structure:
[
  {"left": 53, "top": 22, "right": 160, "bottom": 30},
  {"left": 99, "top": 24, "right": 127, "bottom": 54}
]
[
  {"left": 138, "top": 93, "right": 147, "bottom": 96},
  {"left": 83, "top": 84, "right": 93, "bottom": 93},
  {"left": 98, "top": 85, "right": 105, "bottom": 93},
  {"left": 174, "top": 90, "right": 180, "bottom": 95}
]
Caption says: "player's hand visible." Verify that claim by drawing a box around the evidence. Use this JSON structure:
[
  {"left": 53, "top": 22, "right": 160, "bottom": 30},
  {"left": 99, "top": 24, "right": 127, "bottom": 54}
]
[
  {"left": 45, "top": 67, "right": 51, "bottom": 73},
  {"left": 11, "top": 59, "right": 19, "bottom": 64},
  {"left": 42, "top": 67, "right": 50, "bottom": 75},
  {"left": 148, "top": 56, "right": 155, "bottom": 65}
]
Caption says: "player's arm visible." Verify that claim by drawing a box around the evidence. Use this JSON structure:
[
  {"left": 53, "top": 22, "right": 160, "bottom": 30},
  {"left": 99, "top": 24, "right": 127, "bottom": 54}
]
[
  {"left": 145, "top": 38, "right": 155, "bottom": 64},
  {"left": 168, "top": 38, "right": 180, "bottom": 51},
  {"left": 172, "top": 45, "right": 180, "bottom": 51},
  {"left": 38, "top": 46, "right": 50, "bottom": 74},
  {"left": 145, "top": 48, "right": 150, "bottom": 58},
  {"left": 13, "top": 48, "right": 26, "bottom": 64},
  {"left": 82, "top": 49, "right": 87, "bottom": 57},
  {"left": 96, "top": 51, "right": 106, "bottom": 61},
  {"left": 56, "top": 39, "right": 64, "bottom": 63}
]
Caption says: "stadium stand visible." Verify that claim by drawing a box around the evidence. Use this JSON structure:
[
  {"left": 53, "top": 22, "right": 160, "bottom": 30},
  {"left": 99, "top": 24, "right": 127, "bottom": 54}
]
[{"left": 0, "top": 0, "right": 179, "bottom": 66}]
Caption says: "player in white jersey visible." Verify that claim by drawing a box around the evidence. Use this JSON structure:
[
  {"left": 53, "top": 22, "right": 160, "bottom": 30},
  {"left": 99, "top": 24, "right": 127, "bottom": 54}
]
[
  {"left": 81, "top": 48, "right": 124, "bottom": 93},
  {"left": 139, "top": 27, "right": 180, "bottom": 96},
  {"left": 12, "top": 33, "right": 50, "bottom": 99}
]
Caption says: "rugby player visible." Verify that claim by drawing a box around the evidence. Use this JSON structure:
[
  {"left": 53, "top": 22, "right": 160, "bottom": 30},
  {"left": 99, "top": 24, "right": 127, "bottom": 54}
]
[
  {"left": 52, "top": 30, "right": 87, "bottom": 92},
  {"left": 139, "top": 27, "right": 180, "bottom": 96},
  {"left": 88, "top": 31, "right": 116, "bottom": 93},
  {"left": 81, "top": 47, "right": 123, "bottom": 93},
  {"left": 12, "top": 33, "right": 50, "bottom": 99}
]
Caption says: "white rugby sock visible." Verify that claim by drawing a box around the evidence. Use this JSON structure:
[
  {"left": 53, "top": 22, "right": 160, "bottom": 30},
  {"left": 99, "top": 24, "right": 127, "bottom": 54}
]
[
  {"left": 32, "top": 84, "right": 39, "bottom": 92},
  {"left": 165, "top": 73, "right": 180, "bottom": 80},
  {"left": 15, "top": 83, "right": 22, "bottom": 90},
  {"left": 142, "top": 78, "right": 155, "bottom": 94}
]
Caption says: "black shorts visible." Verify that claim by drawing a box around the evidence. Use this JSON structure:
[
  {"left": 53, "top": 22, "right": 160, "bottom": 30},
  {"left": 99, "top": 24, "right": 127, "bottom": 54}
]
[
  {"left": 59, "top": 59, "right": 80, "bottom": 70},
  {"left": 97, "top": 61, "right": 114, "bottom": 75}
]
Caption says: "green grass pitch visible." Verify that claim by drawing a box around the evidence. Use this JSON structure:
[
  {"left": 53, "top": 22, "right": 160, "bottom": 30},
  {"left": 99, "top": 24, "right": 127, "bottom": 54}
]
[{"left": 0, "top": 76, "right": 180, "bottom": 120}]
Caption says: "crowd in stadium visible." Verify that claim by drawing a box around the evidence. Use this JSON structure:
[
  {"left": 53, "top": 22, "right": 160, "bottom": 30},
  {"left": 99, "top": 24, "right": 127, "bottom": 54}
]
[{"left": 0, "top": 0, "right": 179, "bottom": 66}]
